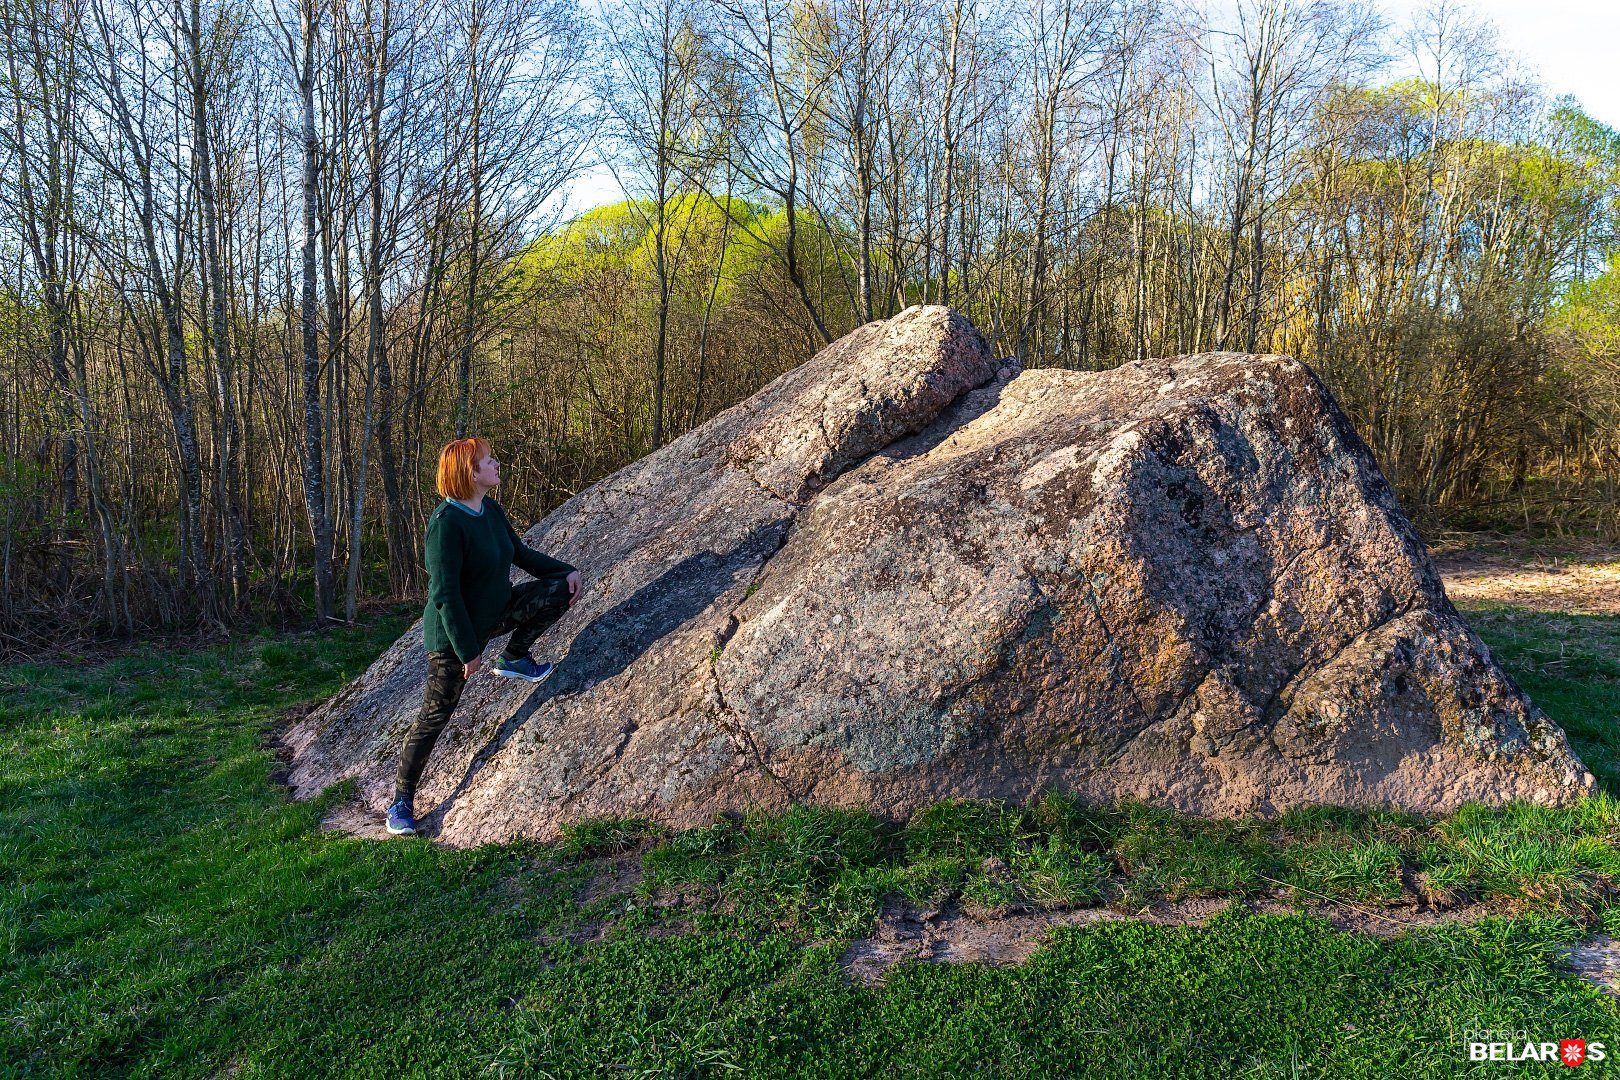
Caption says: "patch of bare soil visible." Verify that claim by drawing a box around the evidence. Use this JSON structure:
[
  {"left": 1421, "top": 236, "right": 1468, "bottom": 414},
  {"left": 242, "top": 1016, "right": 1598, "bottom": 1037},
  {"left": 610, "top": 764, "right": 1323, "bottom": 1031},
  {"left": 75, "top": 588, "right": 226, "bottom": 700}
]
[
  {"left": 535, "top": 919, "right": 610, "bottom": 949},
  {"left": 1561, "top": 937, "right": 1620, "bottom": 999},
  {"left": 1435, "top": 545, "right": 1620, "bottom": 616},
  {"left": 575, "top": 854, "right": 644, "bottom": 904},
  {"left": 319, "top": 799, "right": 394, "bottom": 841},
  {"left": 841, "top": 902, "right": 1124, "bottom": 985}
]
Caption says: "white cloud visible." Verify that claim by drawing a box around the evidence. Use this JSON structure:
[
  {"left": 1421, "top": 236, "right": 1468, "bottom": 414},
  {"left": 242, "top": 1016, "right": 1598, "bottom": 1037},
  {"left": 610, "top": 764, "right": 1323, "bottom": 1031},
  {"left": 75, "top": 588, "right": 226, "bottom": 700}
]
[{"left": 1378, "top": 0, "right": 1620, "bottom": 127}]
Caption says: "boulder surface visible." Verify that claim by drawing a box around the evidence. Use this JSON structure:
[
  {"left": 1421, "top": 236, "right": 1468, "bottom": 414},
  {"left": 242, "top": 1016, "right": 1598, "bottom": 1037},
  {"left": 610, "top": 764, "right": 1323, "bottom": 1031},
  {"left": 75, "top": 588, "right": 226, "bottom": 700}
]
[{"left": 284, "top": 306, "right": 1596, "bottom": 843}]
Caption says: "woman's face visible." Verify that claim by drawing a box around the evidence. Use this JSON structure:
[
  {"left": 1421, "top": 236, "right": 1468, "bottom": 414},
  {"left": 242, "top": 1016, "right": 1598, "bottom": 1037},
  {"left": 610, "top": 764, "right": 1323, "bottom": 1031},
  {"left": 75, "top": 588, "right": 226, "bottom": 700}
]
[{"left": 471, "top": 451, "right": 500, "bottom": 490}]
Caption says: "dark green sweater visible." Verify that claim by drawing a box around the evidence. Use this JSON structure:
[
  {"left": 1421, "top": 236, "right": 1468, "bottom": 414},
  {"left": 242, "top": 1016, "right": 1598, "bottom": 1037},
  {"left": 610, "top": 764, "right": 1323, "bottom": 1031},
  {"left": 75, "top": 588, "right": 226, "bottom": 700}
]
[{"left": 422, "top": 497, "right": 575, "bottom": 662}]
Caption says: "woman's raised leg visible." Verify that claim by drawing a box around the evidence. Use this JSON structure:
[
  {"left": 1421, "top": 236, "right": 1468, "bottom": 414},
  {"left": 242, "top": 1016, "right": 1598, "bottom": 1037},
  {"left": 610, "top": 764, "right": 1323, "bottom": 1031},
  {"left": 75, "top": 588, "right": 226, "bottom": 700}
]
[{"left": 490, "top": 576, "right": 571, "bottom": 663}]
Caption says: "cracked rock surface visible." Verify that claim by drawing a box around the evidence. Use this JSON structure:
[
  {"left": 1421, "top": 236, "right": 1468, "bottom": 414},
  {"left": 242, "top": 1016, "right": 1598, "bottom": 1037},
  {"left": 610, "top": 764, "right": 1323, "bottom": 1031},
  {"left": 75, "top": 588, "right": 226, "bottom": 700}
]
[{"left": 284, "top": 305, "right": 1595, "bottom": 845}]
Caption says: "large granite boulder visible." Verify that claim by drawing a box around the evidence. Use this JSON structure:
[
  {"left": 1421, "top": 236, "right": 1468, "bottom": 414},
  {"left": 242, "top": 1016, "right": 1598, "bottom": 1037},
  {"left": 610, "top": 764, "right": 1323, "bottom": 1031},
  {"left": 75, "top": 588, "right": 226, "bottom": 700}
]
[{"left": 284, "top": 306, "right": 1596, "bottom": 844}]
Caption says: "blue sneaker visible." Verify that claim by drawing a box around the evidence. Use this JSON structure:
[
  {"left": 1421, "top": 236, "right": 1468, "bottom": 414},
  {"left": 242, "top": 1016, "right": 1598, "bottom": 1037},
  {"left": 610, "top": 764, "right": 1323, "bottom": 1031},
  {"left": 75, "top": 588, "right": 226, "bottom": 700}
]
[
  {"left": 491, "top": 656, "right": 555, "bottom": 684},
  {"left": 385, "top": 799, "right": 417, "bottom": 836}
]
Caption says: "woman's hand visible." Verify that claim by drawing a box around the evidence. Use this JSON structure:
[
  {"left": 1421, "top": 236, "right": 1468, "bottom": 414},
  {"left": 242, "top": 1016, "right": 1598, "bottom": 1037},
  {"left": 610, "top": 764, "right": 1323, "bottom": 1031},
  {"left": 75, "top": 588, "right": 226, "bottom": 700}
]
[
  {"left": 566, "top": 570, "right": 581, "bottom": 607},
  {"left": 463, "top": 656, "right": 482, "bottom": 679}
]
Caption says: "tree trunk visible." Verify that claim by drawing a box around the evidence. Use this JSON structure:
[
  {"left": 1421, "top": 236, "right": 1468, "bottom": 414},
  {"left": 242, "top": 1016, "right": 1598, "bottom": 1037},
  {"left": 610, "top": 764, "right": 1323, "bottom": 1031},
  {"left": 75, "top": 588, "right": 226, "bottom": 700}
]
[
  {"left": 297, "top": 0, "right": 336, "bottom": 625},
  {"left": 185, "top": 0, "right": 248, "bottom": 610}
]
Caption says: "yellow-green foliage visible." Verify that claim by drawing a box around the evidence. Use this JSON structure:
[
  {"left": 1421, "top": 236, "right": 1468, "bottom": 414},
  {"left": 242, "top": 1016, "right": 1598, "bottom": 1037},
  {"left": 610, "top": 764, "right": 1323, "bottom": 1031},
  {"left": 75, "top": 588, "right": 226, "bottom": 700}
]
[
  {"left": 516, "top": 194, "right": 854, "bottom": 314},
  {"left": 1553, "top": 254, "right": 1620, "bottom": 356}
]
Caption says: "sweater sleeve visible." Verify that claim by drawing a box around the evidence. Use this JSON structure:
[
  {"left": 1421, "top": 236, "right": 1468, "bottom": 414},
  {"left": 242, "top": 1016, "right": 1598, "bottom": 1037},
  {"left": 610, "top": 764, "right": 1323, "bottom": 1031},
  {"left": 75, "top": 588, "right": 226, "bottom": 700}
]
[
  {"left": 496, "top": 501, "right": 575, "bottom": 579},
  {"left": 425, "top": 511, "right": 483, "bottom": 663}
]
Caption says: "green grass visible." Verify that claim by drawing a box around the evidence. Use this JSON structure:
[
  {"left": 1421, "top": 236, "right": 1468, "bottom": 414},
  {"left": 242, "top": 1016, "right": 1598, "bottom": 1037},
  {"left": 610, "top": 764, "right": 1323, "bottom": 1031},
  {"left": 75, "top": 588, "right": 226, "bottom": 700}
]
[
  {"left": 3, "top": 602, "right": 1619, "bottom": 1076},
  {"left": 1462, "top": 603, "right": 1620, "bottom": 793}
]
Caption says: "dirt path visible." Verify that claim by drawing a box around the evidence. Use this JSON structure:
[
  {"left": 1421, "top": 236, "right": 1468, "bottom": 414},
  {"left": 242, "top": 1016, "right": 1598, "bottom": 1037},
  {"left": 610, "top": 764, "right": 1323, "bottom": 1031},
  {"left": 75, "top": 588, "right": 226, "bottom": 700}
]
[
  {"left": 1435, "top": 544, "right": 1620, "bottom": 616},
  {"left": 840, "top": 905, "right": 1620, "bottom": 996},
  {"left": 837, "top": 895, "right": 1508, "bottom": 986},
  {"left": 552, "top": 858, "right": 1604, "bottom": 992}
]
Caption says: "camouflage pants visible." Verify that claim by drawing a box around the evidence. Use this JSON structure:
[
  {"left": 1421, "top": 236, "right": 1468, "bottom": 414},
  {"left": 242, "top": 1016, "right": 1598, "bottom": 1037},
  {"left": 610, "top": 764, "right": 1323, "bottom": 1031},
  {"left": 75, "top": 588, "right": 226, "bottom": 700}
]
[{"left": 394, "top": 575, "right": 571, "bottom": 804}]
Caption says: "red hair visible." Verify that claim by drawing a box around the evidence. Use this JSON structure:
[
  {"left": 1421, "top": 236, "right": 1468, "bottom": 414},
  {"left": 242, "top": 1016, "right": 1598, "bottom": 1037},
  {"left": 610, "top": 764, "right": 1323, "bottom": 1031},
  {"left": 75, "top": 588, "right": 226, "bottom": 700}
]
[{"left": 436, "top": 437, "right": 491, "bottom": 501}]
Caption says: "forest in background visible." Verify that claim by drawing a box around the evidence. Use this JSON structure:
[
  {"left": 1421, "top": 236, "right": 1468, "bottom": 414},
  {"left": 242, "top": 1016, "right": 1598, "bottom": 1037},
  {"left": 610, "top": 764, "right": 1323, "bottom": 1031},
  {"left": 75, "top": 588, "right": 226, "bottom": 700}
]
[{"left": 3, "top": 0, "right": 1619, "bottom": 652}]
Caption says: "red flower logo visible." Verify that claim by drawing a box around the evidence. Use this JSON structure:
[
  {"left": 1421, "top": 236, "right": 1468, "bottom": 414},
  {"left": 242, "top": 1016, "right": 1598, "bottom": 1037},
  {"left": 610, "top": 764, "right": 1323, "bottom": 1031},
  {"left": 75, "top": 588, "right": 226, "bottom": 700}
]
[{"left": 1563, "top": 1040, "right": 1587, "bottom": 1067}]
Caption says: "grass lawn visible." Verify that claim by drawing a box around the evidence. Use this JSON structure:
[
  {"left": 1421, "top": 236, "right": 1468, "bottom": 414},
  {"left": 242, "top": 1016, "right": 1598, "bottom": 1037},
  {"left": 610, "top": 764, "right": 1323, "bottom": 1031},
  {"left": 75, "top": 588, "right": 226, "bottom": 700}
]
[{"left": 4, "top": 582, "right": 1620, "bottom": 1077}]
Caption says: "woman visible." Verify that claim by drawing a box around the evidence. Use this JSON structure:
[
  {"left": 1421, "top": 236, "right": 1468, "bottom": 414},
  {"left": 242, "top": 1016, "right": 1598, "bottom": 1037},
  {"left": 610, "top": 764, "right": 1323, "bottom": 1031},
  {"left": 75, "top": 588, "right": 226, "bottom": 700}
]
[{"left": 386, "top": 437, "right": 580, "bottom": 836}]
